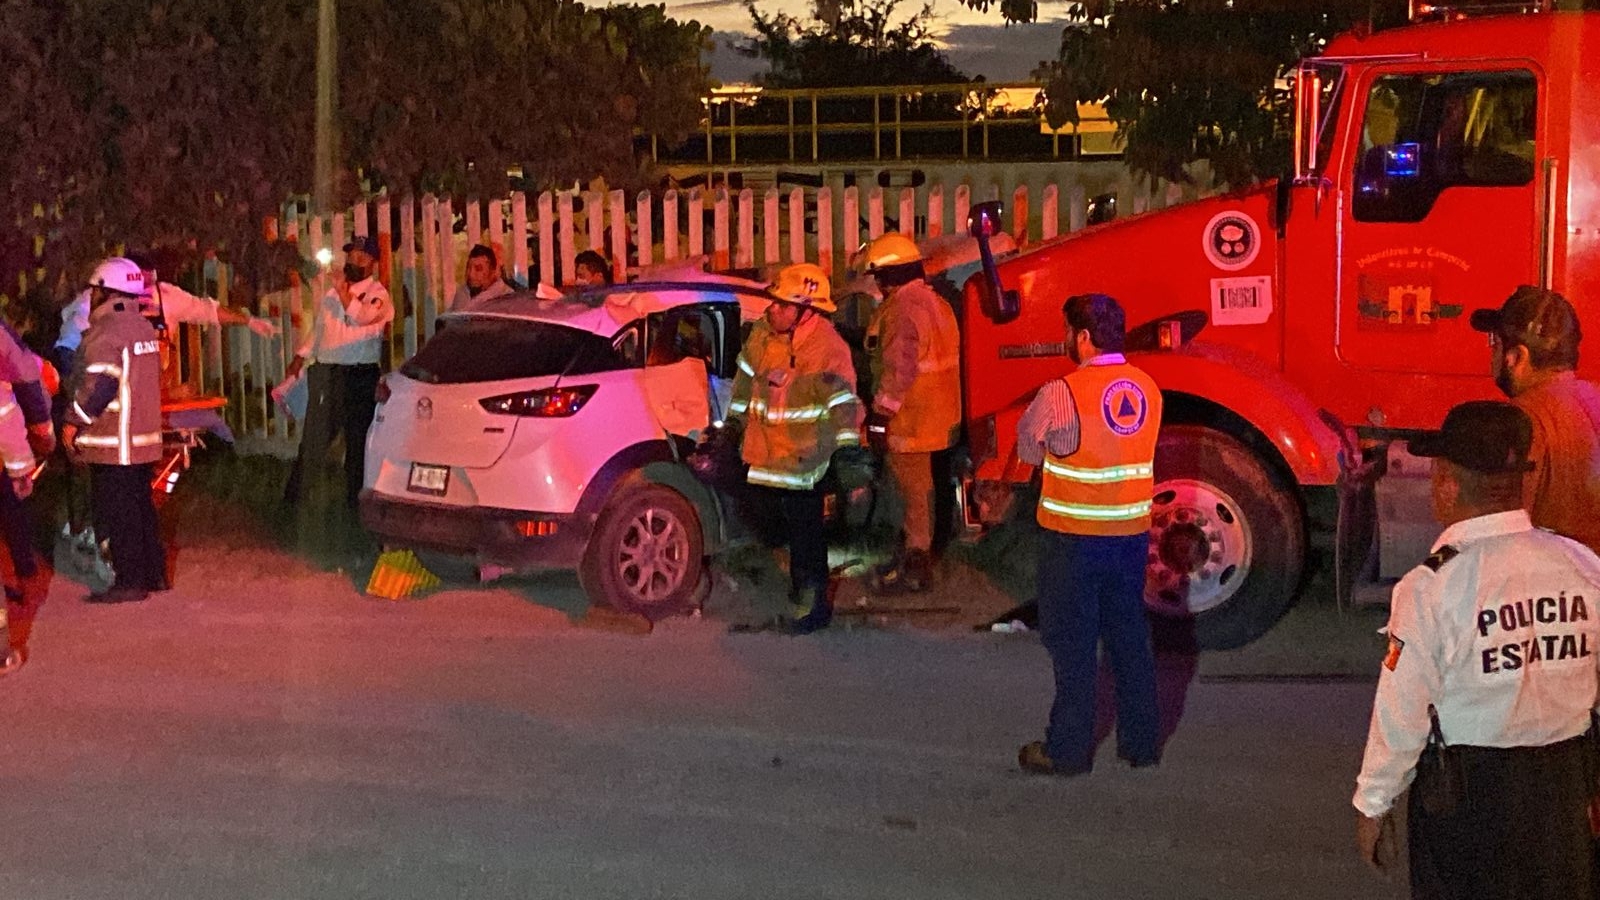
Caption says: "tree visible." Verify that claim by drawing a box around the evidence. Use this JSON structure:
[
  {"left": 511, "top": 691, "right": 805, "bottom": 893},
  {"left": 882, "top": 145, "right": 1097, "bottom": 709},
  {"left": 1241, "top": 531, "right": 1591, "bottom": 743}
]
[
  {"left": 960, "top": 0, "right": 1411, "bottom": 187},
  {"left": 738, "top": 0, "right": 969, "bottom": 89},
  {"left": 0, "top": 0, "right": 710, "bottom": 318}
]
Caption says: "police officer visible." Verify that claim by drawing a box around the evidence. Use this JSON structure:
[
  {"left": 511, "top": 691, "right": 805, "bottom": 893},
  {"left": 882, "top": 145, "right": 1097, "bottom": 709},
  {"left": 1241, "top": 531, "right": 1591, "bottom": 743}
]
[
  {"left": 1471, "top": 285, "right": 1600, "bottom": 553},
  {"left": 725, "top": 263, "right": 864, "bottom": 634},
  {"left": 1016, "top": 293, "right": 1162, "bottom": 776},
  {"left": 854, "top": 233, "right": 961, "bottom": 594},
  {"left": 283, "top": 234, "right": 394, "bottom": 507},
  {"left": 60, "top": 258, "right": 167, "bottom": 604},
  {"left": 1353, "top": 400, "right": 1600, "bottom": 899}
]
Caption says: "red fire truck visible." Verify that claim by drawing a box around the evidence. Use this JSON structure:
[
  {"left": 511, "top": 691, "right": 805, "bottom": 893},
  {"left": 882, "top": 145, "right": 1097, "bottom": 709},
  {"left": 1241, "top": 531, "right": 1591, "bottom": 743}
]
[{"left": 960, "top": 6, "right": 1598, "bottom": 648}]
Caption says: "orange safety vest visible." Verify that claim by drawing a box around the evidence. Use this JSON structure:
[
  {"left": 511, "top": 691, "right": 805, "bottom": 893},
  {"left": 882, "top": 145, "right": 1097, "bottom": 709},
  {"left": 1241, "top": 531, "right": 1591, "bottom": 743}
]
[{"left": 1036, "top": 361, "right": 1162, "bottom": 537}]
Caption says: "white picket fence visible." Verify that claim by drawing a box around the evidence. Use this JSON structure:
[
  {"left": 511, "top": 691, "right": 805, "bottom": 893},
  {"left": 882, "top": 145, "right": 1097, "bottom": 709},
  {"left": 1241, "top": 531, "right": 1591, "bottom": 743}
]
[{"left": 220, "top": 165, "right": 1215, "bottom": 449}]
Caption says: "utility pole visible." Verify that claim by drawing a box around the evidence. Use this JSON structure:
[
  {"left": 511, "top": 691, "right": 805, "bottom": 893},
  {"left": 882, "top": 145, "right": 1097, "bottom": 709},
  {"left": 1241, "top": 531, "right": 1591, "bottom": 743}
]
[{"left": 314, "top": 0, "right": 338, "bottom": 215}]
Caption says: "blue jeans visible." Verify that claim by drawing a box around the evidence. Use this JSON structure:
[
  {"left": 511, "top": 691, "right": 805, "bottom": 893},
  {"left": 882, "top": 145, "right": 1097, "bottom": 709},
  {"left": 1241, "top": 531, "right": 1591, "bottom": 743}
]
[{"left": 1037, "top": 529, "right": 1158, "bottom": 769}]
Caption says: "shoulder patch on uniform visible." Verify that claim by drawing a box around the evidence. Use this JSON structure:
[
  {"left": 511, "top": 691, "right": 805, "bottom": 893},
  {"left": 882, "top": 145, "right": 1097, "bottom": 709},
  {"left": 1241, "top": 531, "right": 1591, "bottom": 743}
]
[
  {"left": 1383, "top": 634, "right": 1405, "bottom": 671},
  {"left": 1423, "top": 545, "right": 1459, "bottom": 572}
]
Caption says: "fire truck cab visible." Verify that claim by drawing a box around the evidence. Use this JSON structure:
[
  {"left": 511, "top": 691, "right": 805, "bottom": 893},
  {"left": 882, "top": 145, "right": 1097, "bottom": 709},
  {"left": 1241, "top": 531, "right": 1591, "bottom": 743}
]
[{"left": 961, "top": 7, "right": 1600, "bottom": 648}]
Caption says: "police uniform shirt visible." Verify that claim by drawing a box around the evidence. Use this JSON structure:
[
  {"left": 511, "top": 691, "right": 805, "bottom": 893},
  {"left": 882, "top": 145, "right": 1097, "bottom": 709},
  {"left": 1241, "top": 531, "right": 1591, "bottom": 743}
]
[
  {"left": 1353, "top": 509, "right": 1600, "bottom": 817},
  {"left": 296, "top": 276, "right": 393, "bottom": 366}
]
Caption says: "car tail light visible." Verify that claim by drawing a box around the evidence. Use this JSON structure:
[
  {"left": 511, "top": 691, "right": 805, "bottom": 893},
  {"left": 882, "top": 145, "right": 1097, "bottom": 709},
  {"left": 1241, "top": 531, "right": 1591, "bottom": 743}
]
[
  {"left": 515, "top": 519, "right": 560, "bottom": 537},
  {"left": 479, "top": 384, "right": 598, "bottom": 417},
  {"left": 375, "top": 375, "right": 392, "bottom": 404}
]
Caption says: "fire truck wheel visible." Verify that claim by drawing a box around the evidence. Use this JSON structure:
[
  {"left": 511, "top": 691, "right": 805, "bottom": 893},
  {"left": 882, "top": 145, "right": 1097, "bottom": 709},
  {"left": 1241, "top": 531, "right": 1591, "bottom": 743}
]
[
  {"left": 1146, "top": 425, "right": 1303, "bottom": 651},
  {"left": 581, "top": 483, "right": 707, "bottom": 620}
]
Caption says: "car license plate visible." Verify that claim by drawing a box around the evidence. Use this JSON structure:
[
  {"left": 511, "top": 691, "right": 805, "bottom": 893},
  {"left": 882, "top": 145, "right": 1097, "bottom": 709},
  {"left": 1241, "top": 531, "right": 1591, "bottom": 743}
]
[{"left": 407, "top": 463, "right": 450, "bottom": 496}]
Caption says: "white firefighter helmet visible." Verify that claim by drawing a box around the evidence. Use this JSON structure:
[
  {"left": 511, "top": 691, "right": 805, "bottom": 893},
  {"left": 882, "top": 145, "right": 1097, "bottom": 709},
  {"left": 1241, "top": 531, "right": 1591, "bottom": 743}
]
[{"left": 87, "top": 257, "right": 146, "bottom": 297}]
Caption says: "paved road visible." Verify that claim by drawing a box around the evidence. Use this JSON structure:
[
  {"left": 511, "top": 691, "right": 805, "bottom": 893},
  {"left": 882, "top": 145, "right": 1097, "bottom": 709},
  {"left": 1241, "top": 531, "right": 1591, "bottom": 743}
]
[{"left": 1, "top": 547, "right": 1404, "bottom": 900}]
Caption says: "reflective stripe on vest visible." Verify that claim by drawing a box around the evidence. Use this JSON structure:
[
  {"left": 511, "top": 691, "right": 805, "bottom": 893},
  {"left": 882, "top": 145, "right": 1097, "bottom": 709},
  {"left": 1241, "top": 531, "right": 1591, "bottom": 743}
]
[{"left": 1037, "top": 362, "right": 1160, "bottom": 537}]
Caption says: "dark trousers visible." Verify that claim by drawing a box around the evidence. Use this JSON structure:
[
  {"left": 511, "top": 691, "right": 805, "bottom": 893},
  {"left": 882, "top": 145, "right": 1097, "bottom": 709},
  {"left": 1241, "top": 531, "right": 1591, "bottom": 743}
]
[
  {"left": 89, "top": 463, "right": 165, "bottom": 591},
  {"left": 0, "top": 475, "right": 35, "bottom": 580},
  {"left": 750, "top": 484, "right": 830, "bottom": 620},
  {"left": 1037, "top": 529, "right": 1159, "bottom": 769},
  {"left": 1408, "top": 734, "right": 1594, "bottom": 900},
  {"left": 285, "top": 363, "right": 380, "bottom": 507}
]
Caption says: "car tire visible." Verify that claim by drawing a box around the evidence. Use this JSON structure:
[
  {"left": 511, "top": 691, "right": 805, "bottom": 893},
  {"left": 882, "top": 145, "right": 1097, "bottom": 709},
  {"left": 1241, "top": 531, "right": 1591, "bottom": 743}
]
[
  {"left": 1145, "top": 425, "right": 1305, "bottom": 651},
  {"left": 580, "top": 482, "right": 706, "bottom": 620}
]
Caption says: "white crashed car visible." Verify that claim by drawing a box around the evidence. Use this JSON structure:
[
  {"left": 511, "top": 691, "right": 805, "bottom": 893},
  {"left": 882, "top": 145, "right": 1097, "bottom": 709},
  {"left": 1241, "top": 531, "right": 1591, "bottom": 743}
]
[{"left": 360, "top": 273, "right": 771, "bottom": 617}]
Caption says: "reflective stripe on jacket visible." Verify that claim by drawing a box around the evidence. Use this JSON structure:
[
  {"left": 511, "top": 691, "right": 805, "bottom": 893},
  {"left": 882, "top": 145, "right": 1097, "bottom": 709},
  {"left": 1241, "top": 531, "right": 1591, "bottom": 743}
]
[
  {"left": 69, "top": 300, "right": 163, "bottom": 466},
  {"left": 730, "top": 314, "right": 863, "bottom": 490},
  {"left": 867, "top": 279, "right": 961, "bottom": 453},
  {"left": 1036, "top": 361, "right": 1161, "bottom": 536},
  {"left": 0, "top": 383, "right": 32, "bottom": 477}
]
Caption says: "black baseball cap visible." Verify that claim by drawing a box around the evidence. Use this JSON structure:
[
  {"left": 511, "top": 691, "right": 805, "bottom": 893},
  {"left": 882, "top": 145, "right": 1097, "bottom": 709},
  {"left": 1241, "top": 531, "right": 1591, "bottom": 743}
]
[
  {"left": 343, "top": 234, "right": 382, "bottom": 258},
  {"left": 1408, "top": 400, "right": 1534, "bottom": 474},
  {"left": 1469, "top": 285, "right": 1580, "bottom": 353}
]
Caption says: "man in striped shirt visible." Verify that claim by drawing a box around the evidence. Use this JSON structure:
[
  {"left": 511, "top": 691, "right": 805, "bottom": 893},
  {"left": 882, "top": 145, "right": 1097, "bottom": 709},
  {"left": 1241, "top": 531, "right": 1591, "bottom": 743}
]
[
  {"left": 1016, "top": 293, "right": 1164, "bottom": 776},
  {"left": 283, "top": 235, "right": 394, "bottom": 507}
]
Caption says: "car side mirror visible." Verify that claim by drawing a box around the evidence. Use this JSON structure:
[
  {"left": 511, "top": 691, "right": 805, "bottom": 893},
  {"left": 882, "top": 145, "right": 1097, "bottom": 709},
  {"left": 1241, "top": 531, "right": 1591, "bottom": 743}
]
[
  {"left": 1352, "top": 142, "right": 1441, "bottom": 223},
  {"left": 966, "top": 201, "right": 1020, "bottom": 325}
]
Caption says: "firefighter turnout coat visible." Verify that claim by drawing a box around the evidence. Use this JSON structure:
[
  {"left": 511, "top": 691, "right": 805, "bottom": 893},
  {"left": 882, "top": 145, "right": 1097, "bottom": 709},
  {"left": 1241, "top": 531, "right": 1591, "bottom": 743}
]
[
  {"left": 68, "top": 299, "right": 163, "bottom": 466},
  {"left": 867, "top": 279, "right": 961, "bottom": 453},
  {"left": 730, "top": 314, "right": 864, "bottom": 490}
]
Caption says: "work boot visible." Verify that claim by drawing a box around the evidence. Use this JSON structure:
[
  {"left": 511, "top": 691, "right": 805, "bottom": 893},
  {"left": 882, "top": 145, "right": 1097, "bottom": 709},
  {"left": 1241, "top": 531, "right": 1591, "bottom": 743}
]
[
  {"left": 1018, "top": 741, "right": 1090, "bottom": 778},
  {"left": 870, "top": 548, "right": 933, "bottom": 595}
]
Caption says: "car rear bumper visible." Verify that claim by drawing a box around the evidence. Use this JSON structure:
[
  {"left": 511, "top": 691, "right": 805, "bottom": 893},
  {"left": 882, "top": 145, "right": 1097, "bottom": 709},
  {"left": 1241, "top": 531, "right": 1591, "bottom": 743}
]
[{"left": 359, "top": 490, "right": 595, "bottom": 569}]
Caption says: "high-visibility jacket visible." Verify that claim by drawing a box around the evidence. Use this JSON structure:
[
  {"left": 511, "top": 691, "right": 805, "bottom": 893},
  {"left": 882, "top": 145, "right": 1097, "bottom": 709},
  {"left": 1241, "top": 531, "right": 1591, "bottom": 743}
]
[
  {"left": 867, "top": 279, "right": 961, "bottom": 453},
  {"left": 68, "top": 299, "right": 163, "bottom": 466},
  {"left": 1037, "top": 361, "right": 1162, "bottom": 536},
  {"left": 0, "top": 383, "right": 33, "bottom": 480},
  {"left": 730, "top": 314, "right": 864, "bottom": 490}
]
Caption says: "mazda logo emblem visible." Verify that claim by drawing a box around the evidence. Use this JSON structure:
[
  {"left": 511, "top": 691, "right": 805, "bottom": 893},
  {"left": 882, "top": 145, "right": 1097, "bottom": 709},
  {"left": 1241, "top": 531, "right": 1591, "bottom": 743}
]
[{"left": 416, "top": 397, "right": 433, "bottom": 420}]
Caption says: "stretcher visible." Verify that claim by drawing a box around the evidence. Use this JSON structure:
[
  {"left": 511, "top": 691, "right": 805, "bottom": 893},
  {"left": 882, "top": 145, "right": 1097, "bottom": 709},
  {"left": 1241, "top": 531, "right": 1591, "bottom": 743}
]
[{"left": 154, "top": 394, "right": 228, "bottom": 499}]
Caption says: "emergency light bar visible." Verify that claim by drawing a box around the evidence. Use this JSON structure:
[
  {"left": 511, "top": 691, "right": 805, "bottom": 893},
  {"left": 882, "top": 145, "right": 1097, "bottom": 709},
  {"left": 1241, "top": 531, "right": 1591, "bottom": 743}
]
[{"left": 1409, "top": 0, "right": 1551, "bottom": 21}]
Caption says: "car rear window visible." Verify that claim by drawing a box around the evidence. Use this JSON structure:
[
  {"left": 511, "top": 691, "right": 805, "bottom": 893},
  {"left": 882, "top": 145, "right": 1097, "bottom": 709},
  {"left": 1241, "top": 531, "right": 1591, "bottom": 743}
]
[{"left": 400, "top": 319, "right": 628, "bottom": 384}]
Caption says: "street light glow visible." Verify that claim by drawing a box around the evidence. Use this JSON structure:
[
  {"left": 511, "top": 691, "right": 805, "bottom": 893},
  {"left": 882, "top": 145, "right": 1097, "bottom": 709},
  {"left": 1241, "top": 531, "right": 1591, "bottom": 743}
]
[{"left": 316, "top": 248, "right": 334, "bottom": 267}]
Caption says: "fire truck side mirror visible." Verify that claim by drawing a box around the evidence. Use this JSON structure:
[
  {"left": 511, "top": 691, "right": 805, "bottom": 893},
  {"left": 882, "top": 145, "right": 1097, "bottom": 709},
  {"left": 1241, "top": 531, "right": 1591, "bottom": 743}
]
[
  {"left": 1353, "top": 142, "right": 1441, "bottom": 224},
  {"left": 967, "top": 202, "right": 1020, "bottom": 324}
]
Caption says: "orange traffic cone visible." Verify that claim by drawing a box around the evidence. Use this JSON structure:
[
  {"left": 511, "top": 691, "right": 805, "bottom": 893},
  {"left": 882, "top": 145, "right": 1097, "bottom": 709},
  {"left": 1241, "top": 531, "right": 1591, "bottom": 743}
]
[{"left": 364, "top": 549, "right": 442, "bottom": 601}]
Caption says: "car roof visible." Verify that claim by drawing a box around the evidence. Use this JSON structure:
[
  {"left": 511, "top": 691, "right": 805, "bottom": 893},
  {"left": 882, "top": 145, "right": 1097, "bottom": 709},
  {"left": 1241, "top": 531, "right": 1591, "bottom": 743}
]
[{"left": 444, "top": 276, "right": 773, "bottom": 339}]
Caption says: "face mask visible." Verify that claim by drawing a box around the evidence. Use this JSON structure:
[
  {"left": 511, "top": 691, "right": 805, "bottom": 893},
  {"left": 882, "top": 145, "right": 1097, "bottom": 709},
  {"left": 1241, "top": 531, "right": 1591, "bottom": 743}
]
[{"left": 343, "top": 263, "right": 368, "bottom": 283}]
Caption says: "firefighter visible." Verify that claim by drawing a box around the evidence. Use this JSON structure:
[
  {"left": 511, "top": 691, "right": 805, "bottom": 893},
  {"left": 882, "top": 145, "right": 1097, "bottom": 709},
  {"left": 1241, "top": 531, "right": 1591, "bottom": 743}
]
[
  {"left": 283, "top": 235, "right": 394, "bottom": 508},
  {"left": 60, "top": 258, "right": 167, "bottom": 604},
  {"left": 1470, "top": 286, "right": 1600, "bottom": 553},
  {"left": 725, "top": 263, "right": 865, "bottom": 634},
  {"left": 0, "top": 318, "right": 54, "bottom": 605},
  {"left": 0, "top": 379, "right": 35, "bottom": 675},
  {"left": 1354, "top": 400, "right": 1600, "bottom": 899},
  {"left": 1016, "top": 293, "right": 1162, "bottom": 776},
  {"left": 854, "top": 233, "right": 961, "bottom": 594}
]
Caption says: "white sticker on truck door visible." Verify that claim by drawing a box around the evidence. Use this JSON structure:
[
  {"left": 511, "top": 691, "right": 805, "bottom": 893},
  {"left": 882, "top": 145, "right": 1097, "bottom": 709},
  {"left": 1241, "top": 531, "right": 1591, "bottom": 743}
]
[{"left": 1209, "top": 275, "right": 1273, "bottom": 326}]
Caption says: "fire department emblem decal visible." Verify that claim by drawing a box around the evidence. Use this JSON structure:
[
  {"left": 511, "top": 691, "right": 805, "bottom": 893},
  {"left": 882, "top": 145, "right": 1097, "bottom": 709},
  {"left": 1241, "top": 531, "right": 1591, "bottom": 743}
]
[
  {"left": 416, "top": 397, "right": 433, "bottom": 421},
  {"left": 1203, "top": 211, "right": 1260, "bottom": 271},
  {"left": 1101, "top": 379, "right": 1148, "bottom": 436}
]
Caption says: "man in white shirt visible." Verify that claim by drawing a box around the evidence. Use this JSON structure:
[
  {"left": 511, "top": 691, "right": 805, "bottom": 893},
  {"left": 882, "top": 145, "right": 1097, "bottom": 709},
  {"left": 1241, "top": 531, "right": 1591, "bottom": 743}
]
[
  {"left": 1353, "top": 399, "right": 1600, "bottom": 898},
  {"left": 450, "top": 243, "right": 515, "bottom": 312},
  {"left": 283, "top": 235, "right": 394, "bottom": 507}
]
